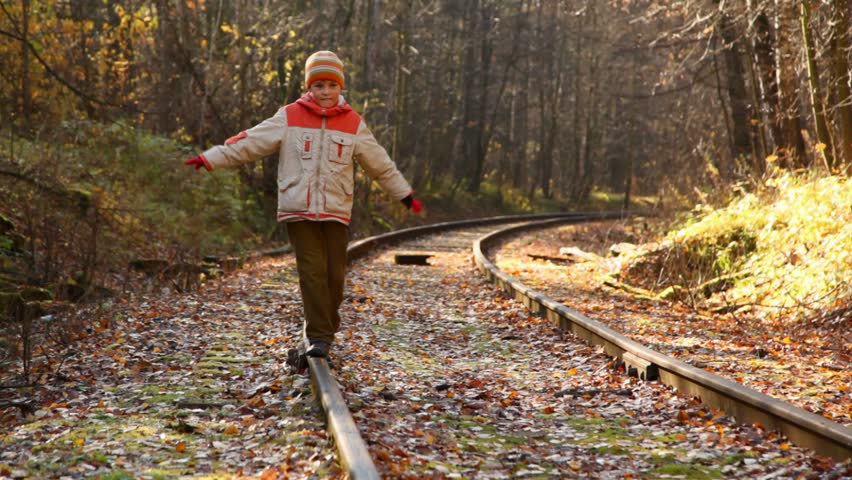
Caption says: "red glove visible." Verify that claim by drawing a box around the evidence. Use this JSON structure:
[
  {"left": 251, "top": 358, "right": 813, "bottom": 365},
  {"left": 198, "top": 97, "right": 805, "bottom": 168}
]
[
  {"left": 401, "top": 194, "right": 423, "bottom": 213},
  {"left": 184, "top": 154, "right": 211, "bottom": 171}
]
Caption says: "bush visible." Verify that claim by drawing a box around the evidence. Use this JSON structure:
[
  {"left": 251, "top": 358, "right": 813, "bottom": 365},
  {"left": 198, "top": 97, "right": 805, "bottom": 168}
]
[{"left": 620, "top": 172, "right": 851, "bottom": 321}]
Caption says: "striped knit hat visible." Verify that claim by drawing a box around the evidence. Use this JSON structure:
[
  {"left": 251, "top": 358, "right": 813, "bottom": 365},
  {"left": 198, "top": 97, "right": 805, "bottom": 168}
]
[{"left": 305, "top": 50, "right": 345, "bottom": 89}]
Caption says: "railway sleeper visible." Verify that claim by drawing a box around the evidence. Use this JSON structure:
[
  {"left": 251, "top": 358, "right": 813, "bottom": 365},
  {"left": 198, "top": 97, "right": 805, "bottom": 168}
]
[{"left": 622, "top": 351, "right": 660, "bottom": 381}]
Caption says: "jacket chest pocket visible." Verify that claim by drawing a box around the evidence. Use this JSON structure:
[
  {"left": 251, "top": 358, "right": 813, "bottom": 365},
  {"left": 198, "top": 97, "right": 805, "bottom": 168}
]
[
  {"left": 301, "top": 133, "right": 314, "bottom": 160},
  {"left": 328, "top": 134, "right": 354, "bottom": 166}
]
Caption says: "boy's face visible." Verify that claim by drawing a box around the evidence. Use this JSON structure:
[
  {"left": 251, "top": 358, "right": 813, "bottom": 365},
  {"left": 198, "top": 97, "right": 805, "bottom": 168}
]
[{"left": 309, "top": 80, "right": 342, "bottom": 108}]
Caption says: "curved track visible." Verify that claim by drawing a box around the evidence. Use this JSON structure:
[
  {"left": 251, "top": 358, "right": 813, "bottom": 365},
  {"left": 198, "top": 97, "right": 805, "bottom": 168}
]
[
  {"left": 309, "top": 212, "right": 616, "bottom": 478},
  {"left": 303, "top": 213, "right": 850, "bottom": 478},
  {"left": 474, "top": 218, "right": 852, "bottom": 461}
]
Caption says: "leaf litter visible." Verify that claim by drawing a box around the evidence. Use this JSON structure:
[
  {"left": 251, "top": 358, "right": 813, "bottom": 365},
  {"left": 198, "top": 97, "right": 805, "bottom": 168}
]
[
  {"left": 490, "top": 221, "right": 850, "bottom": 429},
  {"left": 336, "top": 226, "right": 849, "bottom": 478},
  {"left": 1, "top": 257, "right": 339, "bottom": 479},
  {"left": 0, "top": 223, "right": 849, "bottom": 479}
]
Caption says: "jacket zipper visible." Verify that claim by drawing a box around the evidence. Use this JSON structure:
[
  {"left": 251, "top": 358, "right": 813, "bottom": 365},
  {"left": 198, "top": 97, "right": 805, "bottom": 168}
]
[{"left": 315, "top": 116, "right": 327, "bottom": 220}]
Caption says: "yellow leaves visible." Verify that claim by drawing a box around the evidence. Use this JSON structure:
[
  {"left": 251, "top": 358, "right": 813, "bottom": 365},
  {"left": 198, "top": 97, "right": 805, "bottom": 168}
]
[
  {"left": 815, "top": 142, "right": 827, "bottom": 152},
  {"left": 765, "top": 154, "right": 778, "bottom": 163}
]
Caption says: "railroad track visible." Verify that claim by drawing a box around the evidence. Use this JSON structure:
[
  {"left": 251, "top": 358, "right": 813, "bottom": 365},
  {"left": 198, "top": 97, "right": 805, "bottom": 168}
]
[{"left": 301, "top": 212, "right": 851, "bottom": 478}]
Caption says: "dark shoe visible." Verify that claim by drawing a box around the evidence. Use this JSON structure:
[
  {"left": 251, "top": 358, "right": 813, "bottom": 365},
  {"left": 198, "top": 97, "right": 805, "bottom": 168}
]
[{"left": 305, "top": 340, "right": 331, "bottom": 358}]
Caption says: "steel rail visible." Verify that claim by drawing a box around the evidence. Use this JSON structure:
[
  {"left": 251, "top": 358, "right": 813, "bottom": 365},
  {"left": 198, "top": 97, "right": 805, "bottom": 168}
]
[
  {"left": 472, "top": 217, "right": 852, "bottom": 461},
  {"left": 305, "top": 211, "right": 628, "bottom": 478}
]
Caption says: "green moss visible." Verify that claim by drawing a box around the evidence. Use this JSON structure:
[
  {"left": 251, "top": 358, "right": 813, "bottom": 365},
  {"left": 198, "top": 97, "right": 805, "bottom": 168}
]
[
  {"left": 644, "top": 463, "right": 722, "bottom": 479},
  {"left": 646, "top": 453, "right": 676, "bottom": 465},
  {"left": 590, "top": 445, "right": 630, "bottom": 455},
  {"left": 377, "top": 319, "right": 404, "bottom": 332},
  {"left": 93, "top": 413, "right": 118, "bottom": 423},
  {"left": 142, "top": 467, "right": 197, "bottom": 478},
  {"left": 199, "top": 356, "right": 244, "bottom": 363},
  {"left": 97, "top": 472, "right": 135, "bottom": 480},
  {"left": 722, "top": 451, "right": 758, "bottom": 465}
]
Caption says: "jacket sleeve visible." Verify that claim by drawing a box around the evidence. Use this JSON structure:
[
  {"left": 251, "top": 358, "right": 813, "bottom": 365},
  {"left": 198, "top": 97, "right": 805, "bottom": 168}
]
[
  {"left": 353, "top": 121, "right": 412, "bottom": 200},
  {"left": 201, "top": 108, "right": 288, "bottom": 170}
]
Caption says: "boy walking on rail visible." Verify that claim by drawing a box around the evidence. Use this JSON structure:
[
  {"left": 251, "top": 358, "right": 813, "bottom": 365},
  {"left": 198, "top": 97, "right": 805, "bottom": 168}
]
[{"left": 184, "top": 50, "right": 422, "bottom": 358}]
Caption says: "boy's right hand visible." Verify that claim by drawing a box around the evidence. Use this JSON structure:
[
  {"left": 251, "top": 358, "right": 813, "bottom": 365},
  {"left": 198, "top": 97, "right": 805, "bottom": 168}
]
[{"left": 184, "top": 155, "right": 211, "bottom": 171}]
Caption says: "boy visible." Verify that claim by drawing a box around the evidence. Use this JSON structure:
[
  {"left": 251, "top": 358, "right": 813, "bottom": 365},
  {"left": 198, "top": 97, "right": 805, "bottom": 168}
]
[{"left": 185, "top": 50, "right": 422, "bottom": 358}]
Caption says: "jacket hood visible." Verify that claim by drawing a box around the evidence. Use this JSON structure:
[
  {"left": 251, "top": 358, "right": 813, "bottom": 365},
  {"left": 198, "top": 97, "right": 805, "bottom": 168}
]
[{"left": 296, "top": 92, "right": 352, "bottom": 117}]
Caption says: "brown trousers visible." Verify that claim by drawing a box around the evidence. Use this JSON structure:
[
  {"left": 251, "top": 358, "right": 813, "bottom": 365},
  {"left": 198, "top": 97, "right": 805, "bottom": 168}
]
[{"left": 286, "top": 221, "right": 349, "bottom": 344}]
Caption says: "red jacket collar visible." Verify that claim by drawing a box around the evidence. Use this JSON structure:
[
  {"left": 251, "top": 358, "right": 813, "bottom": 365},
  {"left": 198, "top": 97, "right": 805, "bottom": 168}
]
[{"left": 296, "top": 93, "right": 352, "bottom": 117}]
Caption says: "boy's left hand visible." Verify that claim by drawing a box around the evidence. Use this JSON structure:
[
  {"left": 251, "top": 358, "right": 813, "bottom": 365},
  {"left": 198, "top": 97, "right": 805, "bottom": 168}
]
[
  {"left": 184, "top": 155, "right": 211, "bottom": 171},
  {"left": 401, "top": 194, "right": 423, "bottom": 213},
  {"left": 410, "top": 198, "right": 423, "bottom": 213}
]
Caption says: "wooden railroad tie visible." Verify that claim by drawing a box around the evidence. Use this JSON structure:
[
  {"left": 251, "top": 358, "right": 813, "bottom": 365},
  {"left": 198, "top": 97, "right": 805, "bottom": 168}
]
[
  {"left": 394, "top": 252, "right": 436, "bottom": 266},
  {"left": 622, "top": 352, "right": 659, "bottom": 381}
]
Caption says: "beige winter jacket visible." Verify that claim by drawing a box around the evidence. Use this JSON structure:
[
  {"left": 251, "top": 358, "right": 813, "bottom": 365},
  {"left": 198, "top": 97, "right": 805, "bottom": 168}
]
[{"left": 200, "top": 93, "right": 412, "bottom": 225}]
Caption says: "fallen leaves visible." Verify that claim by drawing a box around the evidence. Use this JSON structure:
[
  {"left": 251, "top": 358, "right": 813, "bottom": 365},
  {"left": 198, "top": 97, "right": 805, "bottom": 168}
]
[
  {"left": 493, "top": 221, "right": 851, "bottom": 428},
  {"left": 0, "top": 256, "right": 342, "bottom": 479},
  {"left": 337, "top": 226, "right": 850, "bottom": 478}
]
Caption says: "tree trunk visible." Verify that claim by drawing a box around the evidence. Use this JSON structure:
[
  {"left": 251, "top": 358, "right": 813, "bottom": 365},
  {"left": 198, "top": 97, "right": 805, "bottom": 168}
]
[
  {"left": 237, "top": 0, "right": 250, "bottom": 130},
  {"left": 569, "top": 2, "right": 584, "bottom": 201},
  {"left": 573, "top": 1, "right": 597, "bottom": 203},
  {"left": 461, "top": 0, "right": 488, "bottom": 193},
  {"left": 20, "top": 0, "right": 31, "bottom": 124},
  {"left": 800, "top": 0, "right": 835, "bottom": 171},
  {"left": 513, "top": 35, "right": 530, "bottom": 191},
  {"left": 747, "top": 0, "right": 781, "bottom": 168},
  {"left": 830, "top": 0, "right": 852, "bottom": 171},
  {"left": 533, "top": 0, "right": 559, "bottom": 199},
  {"left": 155, "top": 0, "right": 176, "bottom": 134},
  {"left": 360, "top": 0, "right": 382, "bottom": 91},
  {"left": 774, "top": 0, "right": 807, "bottom": 168},
  {"left": 470, "top": 3, "right": 494, "bottom": 194},
  {"left": 718, "top": 4, "right": 754, "bottom": 176}
]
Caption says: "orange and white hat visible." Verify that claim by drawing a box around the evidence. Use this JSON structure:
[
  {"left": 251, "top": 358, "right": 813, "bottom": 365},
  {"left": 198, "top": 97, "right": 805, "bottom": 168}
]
[{"left": 305, "top": 51, "right": 345, "bottom": 89}]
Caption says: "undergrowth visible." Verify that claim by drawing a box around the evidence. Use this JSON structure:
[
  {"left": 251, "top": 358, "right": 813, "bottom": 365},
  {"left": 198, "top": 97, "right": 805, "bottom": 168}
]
[
  {"left": 1, "top": 120, "right": 271, "bottom": 294},
  {"left": 623, "top": 171, "right": 851, "bottom": 323}
]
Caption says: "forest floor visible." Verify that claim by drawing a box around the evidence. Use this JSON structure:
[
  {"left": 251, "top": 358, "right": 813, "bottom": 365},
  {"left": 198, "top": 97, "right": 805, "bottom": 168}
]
[
  {"left": 490, "top": 220, "right": 850, "bottom": 428},
  {"left": 0, "top": 222, "right": 849, "bottom": 479}
]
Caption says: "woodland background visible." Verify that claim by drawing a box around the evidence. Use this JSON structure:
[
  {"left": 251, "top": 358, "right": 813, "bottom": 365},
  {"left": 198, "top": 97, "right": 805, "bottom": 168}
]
[{"left": 0, "top": 1, "right": 851, "bottom": 377}]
